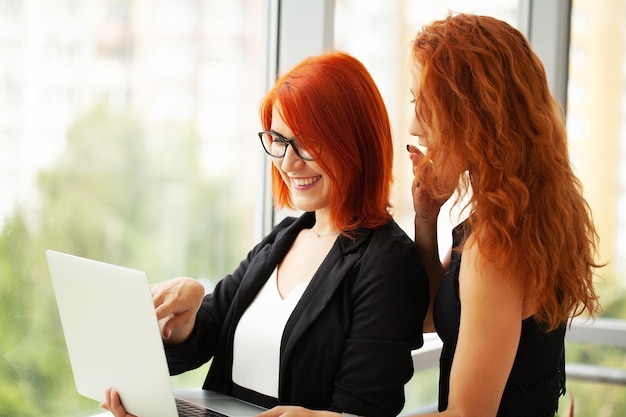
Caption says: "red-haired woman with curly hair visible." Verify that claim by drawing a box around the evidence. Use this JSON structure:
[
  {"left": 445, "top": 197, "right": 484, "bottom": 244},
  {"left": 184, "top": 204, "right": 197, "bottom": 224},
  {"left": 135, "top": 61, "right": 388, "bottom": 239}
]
[
  {"left": 407, "top": 13, "right": 601, "bottom": 417},
  {"left": 103, "top": 51, "right": 429, "bottom": 417}
]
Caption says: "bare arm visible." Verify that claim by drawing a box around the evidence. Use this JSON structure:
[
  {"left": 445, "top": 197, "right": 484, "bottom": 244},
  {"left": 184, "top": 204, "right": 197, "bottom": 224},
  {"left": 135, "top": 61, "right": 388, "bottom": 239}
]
[
  {"left": 408, "top": 144, "right": 450, "bottom": 332},
  {"left": 403, "top": 236, "right": 525, "bottom": 417},
  {"left": 414, "top": 216, "right": 448, "bottom": 333},
  {"left": 444, "top": 238, "right": 525, "bottom": 417}
]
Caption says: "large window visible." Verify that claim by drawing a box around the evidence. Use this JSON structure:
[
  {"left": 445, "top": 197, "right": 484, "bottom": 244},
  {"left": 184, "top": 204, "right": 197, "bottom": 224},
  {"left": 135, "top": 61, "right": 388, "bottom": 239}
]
[
  {"left": 0, "top": 1, "right": 263, "bottom": 416},
  {"left": 563, "top": 0, "right": 626, "bottom": 414}
]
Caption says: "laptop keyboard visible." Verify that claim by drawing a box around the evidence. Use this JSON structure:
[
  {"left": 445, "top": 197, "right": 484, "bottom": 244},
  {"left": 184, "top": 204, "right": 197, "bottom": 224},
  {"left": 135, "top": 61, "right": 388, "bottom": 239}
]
[{"left": 175, "top": 397, "right": 228, "bottom": 417}]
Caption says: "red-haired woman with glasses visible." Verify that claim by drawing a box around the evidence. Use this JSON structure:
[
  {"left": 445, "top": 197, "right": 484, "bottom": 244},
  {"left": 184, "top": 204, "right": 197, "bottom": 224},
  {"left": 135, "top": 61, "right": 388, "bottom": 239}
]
[
  {"left": 103, "top": 51, "right": 429, "bottom": 417},
  {"left": 406, "top": 13, "right": 601, "bottom": 417}
]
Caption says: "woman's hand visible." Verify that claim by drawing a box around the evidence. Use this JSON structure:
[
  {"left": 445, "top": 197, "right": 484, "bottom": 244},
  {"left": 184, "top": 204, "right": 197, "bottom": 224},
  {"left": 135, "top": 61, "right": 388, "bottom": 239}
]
[
  {"left": 151, "top": 277, "right": 205, "bottom": 346},
  {"left": 407, "top": 144, "right": 445, "bottom": 224},
  {"left": 100, "top": 388, "right": 137, "bottom": 417},
  {"left": 258, "top": 406, "right": 341, "bottom": 417}
]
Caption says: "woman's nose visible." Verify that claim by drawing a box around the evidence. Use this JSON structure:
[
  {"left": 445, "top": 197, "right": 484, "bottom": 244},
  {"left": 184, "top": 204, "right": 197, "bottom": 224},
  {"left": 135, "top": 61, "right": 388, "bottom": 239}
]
[{"left": 280, "top": 144, "right": 305, "bottom": 170}]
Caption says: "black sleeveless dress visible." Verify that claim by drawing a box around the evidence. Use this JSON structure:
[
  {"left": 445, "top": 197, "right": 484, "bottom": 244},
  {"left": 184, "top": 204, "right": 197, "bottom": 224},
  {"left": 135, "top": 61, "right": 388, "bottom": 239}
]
[{"left": 433, "top": 221, "right": 566, "bottom": 417}]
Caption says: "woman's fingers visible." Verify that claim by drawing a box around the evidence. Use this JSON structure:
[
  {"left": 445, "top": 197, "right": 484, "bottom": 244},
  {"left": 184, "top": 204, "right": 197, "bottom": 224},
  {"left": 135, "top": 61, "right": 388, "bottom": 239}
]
[
  {"left": 101, "top": 388, "right": 136, "bottom": 417},
  {"left": 151, "top": 277, "right": 205, "bottom": 343}
]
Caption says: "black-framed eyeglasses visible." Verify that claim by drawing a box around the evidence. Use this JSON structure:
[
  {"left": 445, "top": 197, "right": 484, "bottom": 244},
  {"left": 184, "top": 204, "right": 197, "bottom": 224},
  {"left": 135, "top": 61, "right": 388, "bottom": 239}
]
[{"left": 258, "top": 131, "right": 317, "bottom": 161}]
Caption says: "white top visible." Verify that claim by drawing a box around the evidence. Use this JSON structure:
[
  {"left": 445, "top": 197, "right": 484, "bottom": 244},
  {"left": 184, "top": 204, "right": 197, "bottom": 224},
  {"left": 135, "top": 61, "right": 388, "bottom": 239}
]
[{"left": 232, "top": 268, "right": 310, "bottom": 398}]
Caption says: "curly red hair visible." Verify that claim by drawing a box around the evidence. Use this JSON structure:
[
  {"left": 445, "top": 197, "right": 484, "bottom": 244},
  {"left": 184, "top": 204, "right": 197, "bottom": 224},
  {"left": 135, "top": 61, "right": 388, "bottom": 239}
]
[
  {"left": 412, "top": 13, "right": 601, "bottom": 330},
  {"left": 260, "top": 51, "right": 393, "bottom": 234}
]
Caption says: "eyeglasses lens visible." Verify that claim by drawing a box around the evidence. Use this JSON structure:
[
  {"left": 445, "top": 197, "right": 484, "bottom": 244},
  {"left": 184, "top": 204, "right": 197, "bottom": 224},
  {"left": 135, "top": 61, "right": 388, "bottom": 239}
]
[{"left": 260, "top": 132, "right": 313, "bottom": 160}]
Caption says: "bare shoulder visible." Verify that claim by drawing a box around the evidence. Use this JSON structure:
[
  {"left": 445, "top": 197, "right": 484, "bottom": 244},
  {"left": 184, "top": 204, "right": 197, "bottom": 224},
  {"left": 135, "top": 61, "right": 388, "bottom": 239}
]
[
  {"left": 460, "top": 235, "right": 537, "bottom": 319},
  {"left": 458, "top": 236, "right": 526, "bottom": 320}
]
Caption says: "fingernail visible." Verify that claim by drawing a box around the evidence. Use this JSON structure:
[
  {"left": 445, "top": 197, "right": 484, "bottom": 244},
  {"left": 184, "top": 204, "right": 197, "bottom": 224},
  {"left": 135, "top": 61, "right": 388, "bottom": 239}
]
[{"left": 406, "top": 144, "right": 410, "bottom": 151}]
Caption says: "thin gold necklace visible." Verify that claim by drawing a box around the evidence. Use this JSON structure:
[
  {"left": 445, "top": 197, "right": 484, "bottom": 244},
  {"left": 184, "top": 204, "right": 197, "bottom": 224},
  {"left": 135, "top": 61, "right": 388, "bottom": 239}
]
[{"left": 311, "top": 226, "right": 340, "bottom": 238}]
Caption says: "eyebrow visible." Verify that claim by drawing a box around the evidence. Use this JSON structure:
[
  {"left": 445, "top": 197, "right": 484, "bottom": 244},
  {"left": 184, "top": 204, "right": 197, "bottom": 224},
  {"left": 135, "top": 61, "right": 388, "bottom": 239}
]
[{"left": 269, "top": 129, "right": 295, "bottom": 140}]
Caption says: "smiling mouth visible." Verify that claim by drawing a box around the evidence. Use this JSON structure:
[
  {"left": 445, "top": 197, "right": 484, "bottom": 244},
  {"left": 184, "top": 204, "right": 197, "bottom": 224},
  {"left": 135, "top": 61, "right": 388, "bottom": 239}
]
[{"left": 293, "top": 176, "right": 321, "bottom": 186}]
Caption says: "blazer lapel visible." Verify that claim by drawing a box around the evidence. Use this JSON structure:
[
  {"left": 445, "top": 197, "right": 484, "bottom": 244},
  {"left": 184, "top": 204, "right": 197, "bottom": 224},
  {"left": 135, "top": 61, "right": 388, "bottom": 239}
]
[
  {"left": 279, "top": 230, "right": 372, "bottom": 363},
  {"left": 231, "top": 213, "right": 315, "bottom": 323}
]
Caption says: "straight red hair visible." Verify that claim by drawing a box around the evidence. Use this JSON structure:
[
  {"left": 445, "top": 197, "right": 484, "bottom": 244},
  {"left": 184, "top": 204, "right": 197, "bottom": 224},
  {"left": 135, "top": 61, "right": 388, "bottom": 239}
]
[
  {"left": 412, "top": 13, "right": 601, "bottom": 330},
  {"left": 260, "top": 51, "right": 393, "bottom": 235}
]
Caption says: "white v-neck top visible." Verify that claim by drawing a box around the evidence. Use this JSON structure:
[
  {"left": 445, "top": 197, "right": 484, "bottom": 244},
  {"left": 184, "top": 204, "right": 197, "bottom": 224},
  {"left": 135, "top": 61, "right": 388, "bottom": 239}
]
[{"left": 232, "top": 268, "right": 310, "bottom": 398}]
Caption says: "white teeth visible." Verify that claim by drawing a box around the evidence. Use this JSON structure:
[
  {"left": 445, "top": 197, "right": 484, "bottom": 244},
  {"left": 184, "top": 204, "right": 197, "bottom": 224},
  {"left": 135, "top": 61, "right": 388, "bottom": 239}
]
[{"left": 293, "top": 176, "right": 320, "bottom": 186}]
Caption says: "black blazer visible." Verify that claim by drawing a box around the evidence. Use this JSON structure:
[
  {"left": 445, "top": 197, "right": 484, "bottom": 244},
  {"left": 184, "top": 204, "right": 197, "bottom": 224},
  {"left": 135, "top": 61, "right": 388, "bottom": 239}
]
[{"left": 165, "top": 212, "right": 429, "bottom": 417}]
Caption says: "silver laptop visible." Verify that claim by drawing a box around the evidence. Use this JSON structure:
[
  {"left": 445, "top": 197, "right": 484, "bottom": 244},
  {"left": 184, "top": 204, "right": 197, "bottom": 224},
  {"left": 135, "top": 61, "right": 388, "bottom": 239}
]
[{"left": 46, "top": 249, "right": 267, "bottom": 417}]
